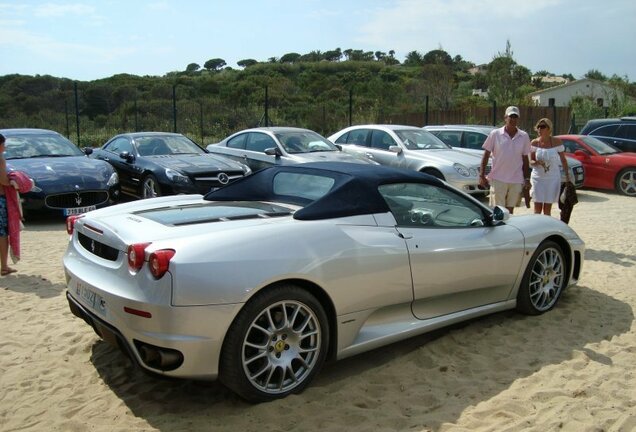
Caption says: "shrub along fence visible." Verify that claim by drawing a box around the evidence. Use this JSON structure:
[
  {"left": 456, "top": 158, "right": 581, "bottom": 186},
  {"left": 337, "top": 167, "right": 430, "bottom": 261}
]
[{"left": 15, "top": 83, "right": 576, "bottom": 147}]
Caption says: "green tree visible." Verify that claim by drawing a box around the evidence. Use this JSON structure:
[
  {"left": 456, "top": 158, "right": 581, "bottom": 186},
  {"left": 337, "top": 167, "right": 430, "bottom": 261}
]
[
  {"left": 280, "top": 53, "right": 302, "bottom": 63},
  {"left": 422, "top": 49, "right": 452, "bottom": 66},
  {"left": 403, "top": 51, "right": 423, "bottom": 66},
  {"left": 585, "top": 69, "right": 607, "bottom": 81},
  {"left": 185, "top": 63, "right": 200, "bottom": 73},
  {"left": 486, "top": 40, "right": 531, "bottom": 104},
  {"left": 203, "top": 58, "right": 226, "bottom": 71},
  {"left": 237, "top": 59, "right": 258, "bottom": 68}
]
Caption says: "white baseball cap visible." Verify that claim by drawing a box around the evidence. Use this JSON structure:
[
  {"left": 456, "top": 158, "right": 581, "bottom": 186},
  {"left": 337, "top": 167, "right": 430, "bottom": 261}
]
[{"left": 505, "top": 106, "right": 520, "bottom": 117}]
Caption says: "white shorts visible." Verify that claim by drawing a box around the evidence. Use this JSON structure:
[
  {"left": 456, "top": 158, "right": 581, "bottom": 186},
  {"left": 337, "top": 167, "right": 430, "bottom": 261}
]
[{"left": 489, "top": 179, "right": 524, "bottom": 208}]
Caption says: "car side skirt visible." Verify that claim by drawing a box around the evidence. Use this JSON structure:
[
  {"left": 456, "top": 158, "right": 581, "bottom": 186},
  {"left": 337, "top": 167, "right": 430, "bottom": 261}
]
[{"left": 335, "top": 299, "right": 516, "bottom": 360}]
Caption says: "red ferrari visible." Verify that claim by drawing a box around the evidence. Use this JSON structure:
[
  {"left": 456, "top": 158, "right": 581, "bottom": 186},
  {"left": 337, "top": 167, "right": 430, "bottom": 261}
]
[{"left": 557, "top": 134, "right": 636, "bottom": 196}]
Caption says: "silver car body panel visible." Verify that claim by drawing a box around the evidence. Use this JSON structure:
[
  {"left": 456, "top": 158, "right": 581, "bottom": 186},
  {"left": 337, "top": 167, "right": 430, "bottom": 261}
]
[
  {"left": 327, "top": 125, "right": 486, "bottom": 194},
  {"left": 206, "top": 127, "right": 374, "bottom": 171},
  {"left": 64, "top": 192, "right": 584, "bottom": 379}
]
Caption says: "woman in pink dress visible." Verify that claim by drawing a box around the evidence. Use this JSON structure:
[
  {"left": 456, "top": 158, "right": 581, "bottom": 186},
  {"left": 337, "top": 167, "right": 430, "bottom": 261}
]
[
  {"left": 0, "top": 133, "right": 17, "bottom": 275},
  {"left": 529, "top": 118, "right": 570, "bottom": 216}
]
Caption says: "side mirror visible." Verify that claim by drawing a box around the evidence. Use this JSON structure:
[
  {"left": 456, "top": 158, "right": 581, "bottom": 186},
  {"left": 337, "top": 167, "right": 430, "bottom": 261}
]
[
  {"left": 83, "top": 147, "right": 93, "bottom": 156},
  {"left": 574, "top": 149, "right": 590, "bottom": 159},
  {"left": 389, "top": 145, "right": 403, "bottom": 154},
  {"left": 119, "top": 151, "right": 135, "bottom": 163},
  {"left": 264, "top": 147, "right": 282, "bottom": 157},
  {"left": 491, "top": 205, "right": 510, "bottom": 224},
  {"left": 334, "top": 144, "right": 342, "bottom": 151}
]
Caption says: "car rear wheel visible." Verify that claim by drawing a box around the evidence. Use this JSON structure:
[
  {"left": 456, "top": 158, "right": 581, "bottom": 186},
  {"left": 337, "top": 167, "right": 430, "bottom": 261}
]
[
  {"left": 141, "top": 174, "right": 161, "bottom": 198},
  {"left": 615, "top": 168, "right": 636, "bottom": 196},
  {"left": 516, "top": 241, "right": 566, "bottom": 315},
  {"left": 220, "top": 285, "right": 329, "bottom": 403}
]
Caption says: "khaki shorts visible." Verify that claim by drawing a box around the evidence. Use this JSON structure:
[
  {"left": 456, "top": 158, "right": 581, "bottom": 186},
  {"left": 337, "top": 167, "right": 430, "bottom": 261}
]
[{"left": 489, "top": 180, "right": 523, "bottom": 208}]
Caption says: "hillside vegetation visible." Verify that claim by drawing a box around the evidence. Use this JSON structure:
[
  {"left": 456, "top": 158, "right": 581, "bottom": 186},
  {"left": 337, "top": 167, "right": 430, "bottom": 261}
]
[{"left": 1, "top": 46, "right": 634, "bottom": 147}]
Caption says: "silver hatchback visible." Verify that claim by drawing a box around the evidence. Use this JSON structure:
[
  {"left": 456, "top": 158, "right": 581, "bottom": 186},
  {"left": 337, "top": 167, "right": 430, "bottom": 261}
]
[{"left": 328, "top": 124, "right": 487, "bottom": 195}]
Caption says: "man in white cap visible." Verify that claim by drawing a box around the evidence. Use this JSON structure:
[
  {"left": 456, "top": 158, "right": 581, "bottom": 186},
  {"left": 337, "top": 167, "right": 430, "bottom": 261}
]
[{"left": 479, "top": 106, "right": 531, "bottom": 214}]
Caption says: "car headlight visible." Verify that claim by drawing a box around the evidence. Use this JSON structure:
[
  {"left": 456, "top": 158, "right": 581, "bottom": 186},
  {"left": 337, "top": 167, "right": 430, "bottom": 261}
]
[
  {"left": 165, "top": 168, "right": 191, "bottom": 184},
  {"left": 107, "top": 172, "right": 119, "bottom": 186},
  {"left": 453, "top": 163, "right": 471, "bottom": 177},
  {"left": 243, "top": 165, "right": 252, "bottom": 175},
  {"left": 30, "top": 183, "right": 42, "bottom": 193}
]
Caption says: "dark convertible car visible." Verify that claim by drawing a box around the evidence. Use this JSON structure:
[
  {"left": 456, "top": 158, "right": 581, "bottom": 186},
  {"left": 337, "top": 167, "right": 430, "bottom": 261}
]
[
  {"left": 87, "top": 132, "right": 252, "bottom": 199},
  {"left": 1, "top": 128, "right": 119, "bottom": 216}
]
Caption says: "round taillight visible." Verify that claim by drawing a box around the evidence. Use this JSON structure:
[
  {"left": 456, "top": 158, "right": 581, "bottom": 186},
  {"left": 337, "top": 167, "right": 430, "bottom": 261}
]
[
  {"left": 66, "top": 215, "right": 84, "bottom": 235},
  {"left": 127, "top": 243, "right": 151, "bottom": 271},
  {"left": 148, "top": 249, "right": 175, "bottom": 279}
]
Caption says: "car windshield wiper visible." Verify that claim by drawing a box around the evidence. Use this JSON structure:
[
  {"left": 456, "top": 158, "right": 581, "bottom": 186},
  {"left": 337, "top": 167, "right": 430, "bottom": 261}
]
[{"left": 309, "top": 149, "right": 336, "bottom": 153}]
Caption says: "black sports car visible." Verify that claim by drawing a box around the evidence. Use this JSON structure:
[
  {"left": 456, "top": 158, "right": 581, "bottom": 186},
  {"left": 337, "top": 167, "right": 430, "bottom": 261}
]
[
  {"left": 87, "top": 132, "right": 252, "bottom": 199},
  {"left": 1, "top": 128, "right": 119, "bottom": 216}
]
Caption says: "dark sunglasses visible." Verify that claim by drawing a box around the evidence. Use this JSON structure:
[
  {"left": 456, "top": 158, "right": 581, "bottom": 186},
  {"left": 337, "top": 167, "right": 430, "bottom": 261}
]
[
  {"left": 508, "top": 114, "right": 519, "bottom": 119},
  {"left": 537, "top": 124, "right": 548, "bottom": 129}
]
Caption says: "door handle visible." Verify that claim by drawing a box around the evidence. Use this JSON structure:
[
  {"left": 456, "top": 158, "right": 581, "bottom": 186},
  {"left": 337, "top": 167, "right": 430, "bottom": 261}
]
[
  {"left": 397, "top": 232, "right": 413, "bottom": 239},
  {"left": 365, "top": 153, "right": 374, "bottom": 159}
]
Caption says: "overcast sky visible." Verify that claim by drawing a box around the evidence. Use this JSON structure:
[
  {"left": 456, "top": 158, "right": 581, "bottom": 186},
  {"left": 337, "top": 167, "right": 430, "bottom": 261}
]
[{"left": 1, "top": 0, "right": 634, "bottom": 82}]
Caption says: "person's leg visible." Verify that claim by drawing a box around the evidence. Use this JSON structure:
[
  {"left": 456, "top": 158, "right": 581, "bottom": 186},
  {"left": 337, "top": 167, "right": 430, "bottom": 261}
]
[
  {"left": 534, "top": 202, "right": 543, "bottom": 214},
  {"left": 543, "top": 203, "right": 552, "bottom": 216},
  {"left": 0, "top": 197, "right": 14, "bottom": 274},
  {"left": 490, "top": 180, "right": 507, "bottom": 208},
  {"left": 0, "top": 236, "right": 9, "bottom": 273},
  {"left": 506, "top": 183, "right": 523, "bottom": 215}
]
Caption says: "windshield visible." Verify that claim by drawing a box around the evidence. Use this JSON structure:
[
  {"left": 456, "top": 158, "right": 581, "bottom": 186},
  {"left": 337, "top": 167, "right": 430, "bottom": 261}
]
[
  {"left": 4, "top": 133, "right": 84, "bottom": 159},
  {"left": 395, "top": 129, "right": 450, "bottom": 150},
  {"left": 135, "top": 135, "right": 205, "bottom": 156},
  {"left": 274, "top": 131, "right": 339, "bottom": 154},
  {"left": 581, "top": 136, "right": 620, "bottom": 155}
]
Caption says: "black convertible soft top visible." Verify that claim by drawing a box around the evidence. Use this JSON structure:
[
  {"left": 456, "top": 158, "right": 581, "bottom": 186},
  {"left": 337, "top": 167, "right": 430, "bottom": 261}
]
[{"left": 205, "top": 162, "right": 443, "bottom": 220}]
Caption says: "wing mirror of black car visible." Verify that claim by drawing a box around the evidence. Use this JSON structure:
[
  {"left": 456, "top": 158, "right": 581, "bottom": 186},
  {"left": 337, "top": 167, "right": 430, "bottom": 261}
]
[
  {"left": 264, "top": 147, "right": 282, "bottom": 157},
  {"left": 389, "top": 145, "right": 403, "bottom": 154},
  {"left": 83, "top": 147, "right": 93, "bottom": 156},
  {"left": 119, "top": 151, "right": 135, "bottom": 163},
  {"left": 574, "top": 149, "right": 590, "bottom": 159}
]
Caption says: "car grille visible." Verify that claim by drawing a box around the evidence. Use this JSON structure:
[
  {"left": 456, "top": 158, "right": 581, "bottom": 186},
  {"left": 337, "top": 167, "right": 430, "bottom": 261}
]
[
  {"left": 45, "top": 190, "right": 110, "bottom": 209},
  {"left": 78, "top": 232, "right": 119, "bottom": 261},
  {"left": 192, "top": 171, "right": 245, "bottom": 194}
]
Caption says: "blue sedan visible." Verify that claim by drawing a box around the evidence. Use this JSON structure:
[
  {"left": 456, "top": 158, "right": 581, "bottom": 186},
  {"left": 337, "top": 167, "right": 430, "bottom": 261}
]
[{"left": 2, "top": 128, "right": 119, "bottom": 216}]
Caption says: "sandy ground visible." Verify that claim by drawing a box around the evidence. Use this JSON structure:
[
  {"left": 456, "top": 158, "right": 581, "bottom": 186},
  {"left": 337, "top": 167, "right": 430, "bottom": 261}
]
[{"left": 1, "top": 189, "right": 635, "bottom": 432}]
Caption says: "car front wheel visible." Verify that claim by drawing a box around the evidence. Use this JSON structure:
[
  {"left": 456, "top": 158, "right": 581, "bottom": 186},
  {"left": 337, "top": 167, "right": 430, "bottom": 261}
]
[
  {"left": 516, "top": 241, "right": 566, "bottom": 315},
  {"left": 141, "top": 174, "right": 161, "bottom": 198},
  {"left": 220, "top": 285, "right": 329, "bottom": 403},
  {"left": 615, "top": 168, "right": 636, "bottom": 196}
]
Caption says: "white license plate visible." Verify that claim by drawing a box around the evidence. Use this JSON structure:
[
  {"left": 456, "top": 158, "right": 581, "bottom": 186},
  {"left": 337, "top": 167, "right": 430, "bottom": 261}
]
[
  {"left": 64, "top": 206, "right": 96, "bottom": 216},
  {"left": 75, "top": 282, "right": 106, "bottom": 313}
]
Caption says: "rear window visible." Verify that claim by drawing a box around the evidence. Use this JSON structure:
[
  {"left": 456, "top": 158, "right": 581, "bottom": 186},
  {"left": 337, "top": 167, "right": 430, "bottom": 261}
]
[{"left": 273, "top": 172, "right": 335, "bottom": 201}]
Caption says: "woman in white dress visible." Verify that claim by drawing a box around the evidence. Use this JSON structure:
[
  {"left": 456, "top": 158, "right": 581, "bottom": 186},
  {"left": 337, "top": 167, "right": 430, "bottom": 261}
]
[{"left": 530, "top": 118, "right": 570, "bottom": 216}]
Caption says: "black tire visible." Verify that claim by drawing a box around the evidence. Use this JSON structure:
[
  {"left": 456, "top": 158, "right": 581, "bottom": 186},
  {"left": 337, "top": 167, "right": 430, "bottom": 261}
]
[
  {"left": 615, "top": 168, "right": 636, "bottom": 196},
  {"left": 219, "top": 285, "right": 329, "bottom": 403},
  {"left": 517, "top": 241, "right": 567, "bottom": 315},
  {"left": 141, "top": 174, "right": 161, "bottom": 199}
]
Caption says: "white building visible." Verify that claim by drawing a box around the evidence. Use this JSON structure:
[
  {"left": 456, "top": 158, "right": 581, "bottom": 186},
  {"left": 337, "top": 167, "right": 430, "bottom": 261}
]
[{"left": 529, "top": 78, "right": 622, "bottom": 107}]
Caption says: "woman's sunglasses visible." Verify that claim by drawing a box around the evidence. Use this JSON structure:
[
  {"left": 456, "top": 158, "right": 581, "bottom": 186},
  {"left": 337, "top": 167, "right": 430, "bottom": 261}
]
[{"left": 537, "top": 124, "right": 548, "bottom": 129}]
